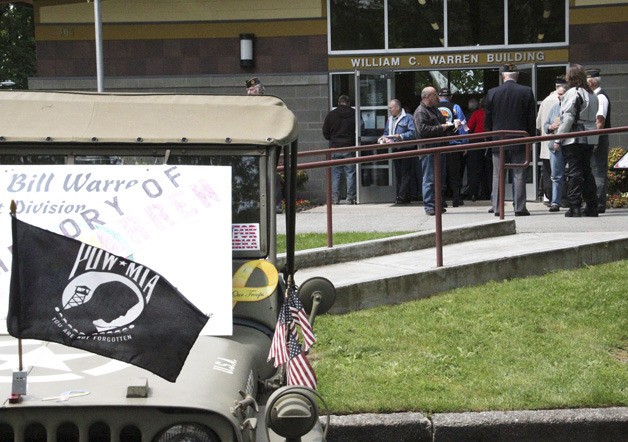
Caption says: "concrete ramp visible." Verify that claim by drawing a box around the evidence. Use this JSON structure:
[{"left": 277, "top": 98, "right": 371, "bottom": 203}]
[{"left": 292, "top": 223, "right": 628, "bottom": 314}]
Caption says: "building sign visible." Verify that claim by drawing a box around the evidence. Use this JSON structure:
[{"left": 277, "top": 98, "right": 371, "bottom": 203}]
[{"left": 328, "top": 48, "right": 569, "bottom": 71}]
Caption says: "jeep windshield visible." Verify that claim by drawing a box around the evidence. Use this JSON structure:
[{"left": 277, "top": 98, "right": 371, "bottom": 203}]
[{"left": 0, "top": 150, "right": 270, "bottom": 260}]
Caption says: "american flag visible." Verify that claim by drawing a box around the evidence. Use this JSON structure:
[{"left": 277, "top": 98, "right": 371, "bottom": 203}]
[{"left": 268, "top": 285, "right": 317, "bottom": 389}]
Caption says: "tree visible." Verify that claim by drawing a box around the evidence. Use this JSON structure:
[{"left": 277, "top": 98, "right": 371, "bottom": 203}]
[{"left": 0, "top": 2, "right": 35, "bottom": 89}]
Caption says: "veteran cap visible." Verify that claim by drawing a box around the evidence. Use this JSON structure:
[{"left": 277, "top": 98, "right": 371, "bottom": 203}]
[
  {"left": 245, "top": 77, "right": 261, "bottom": 88},
  {"left": 586, "top": 69, "right": 601, "bottom": 78},
  {"left": 555, "top": 75, "right": 567, "bottom": 86},
  {"left": 500, "top": 63, "right": 518, "bottom": 73},
  {"left": 438, "top": 88, "right": 451, "bottom": 97}
]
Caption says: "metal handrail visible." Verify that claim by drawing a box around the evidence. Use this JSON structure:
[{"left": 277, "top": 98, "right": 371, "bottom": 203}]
[{"left": 278, "top": 126, "right": 628, "bottom": 267}]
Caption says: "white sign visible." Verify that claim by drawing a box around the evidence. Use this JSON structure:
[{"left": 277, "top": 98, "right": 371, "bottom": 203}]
[{"left": 0, "top": 165, "right": 232, "bottom": 335}]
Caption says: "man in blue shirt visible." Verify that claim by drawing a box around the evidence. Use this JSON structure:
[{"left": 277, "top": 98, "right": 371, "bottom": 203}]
[{"left": 379, "top": 99, "right": 417, "bottom": 204}]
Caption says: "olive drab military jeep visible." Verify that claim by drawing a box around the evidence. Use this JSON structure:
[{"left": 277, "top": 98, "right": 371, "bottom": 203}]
[{"left": 0, "top": 91, "right": 335, "bottom": 442}]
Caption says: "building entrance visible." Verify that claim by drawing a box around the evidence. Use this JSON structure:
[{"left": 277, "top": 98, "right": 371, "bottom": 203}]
[{"left": 330, "top": 64, "right": 564, "bottom": 204}]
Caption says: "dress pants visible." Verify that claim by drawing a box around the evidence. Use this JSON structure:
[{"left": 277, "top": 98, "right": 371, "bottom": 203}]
[
  {"left": 466, "top": 148, "right": 492, "bottom": 199},
  {"left": 446, "top": 151, "right": 463, "bottom": 204},
  {"left": 491, "top": 146, "right": 527, "bottom": 213},
  {"left": 541, "top": 158, "right": 552, "bottom": 201},
  {"left": 591, "top": 134, "right": 609, "bottom": 210},
  {"left": 394, "top": 157, "right": 413, "bottom": 202}
]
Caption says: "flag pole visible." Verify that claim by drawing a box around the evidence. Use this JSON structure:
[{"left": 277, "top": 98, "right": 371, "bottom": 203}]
[
  {"left": 9, "top": 201, "right": 25, "bottom": 403},
  {"left": 281, "top": 141, "right": 297, "bottom": 384},
  {"left": 9, "top": 201, "right": 22, "bottom": 371}
]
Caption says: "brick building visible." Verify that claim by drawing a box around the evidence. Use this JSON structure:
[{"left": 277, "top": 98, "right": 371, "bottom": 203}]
[{"left": 20, "top": 0, "right": 628, "bottom": 203}]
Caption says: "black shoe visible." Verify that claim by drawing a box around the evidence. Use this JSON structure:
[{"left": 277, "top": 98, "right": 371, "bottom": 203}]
[
  {"left": 453, "top": 200, "right": 464, "bottom": 207},
  {"left": 443, "top": 202, "right": 448, "bottom": 208},
  {"left": 494, "top": 212, "right": 501, "bottom": 217},
  {"left": 583, "top": 206, "right": 598, "bottom": 217},
  {"left": 488, "top": 208, "right": 494, "bottom": 213},
  {"left": 515, "top": 210, "right": 530, "bottom": 217},
  {"left": 471, "top": 195, "right": 477, "bottom": 202},
  {"left": 395, "top": 197, "right": 410, "bottom": 205},
  {"left": 549, "top": 205, "right": 560, "bottom": 212},
  {"left": 565, "top": 208, "right": 582, "bottom": 217},
  {"left": 597, "top": 205, "right": 606, "bottom": 214},
  {"left": 348, "top": 199, "right": 357, "bottom": 205}
]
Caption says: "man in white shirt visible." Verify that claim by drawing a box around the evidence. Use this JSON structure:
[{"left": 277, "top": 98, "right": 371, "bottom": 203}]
[
  {"left": 586, "top": 69, "right": 611, "bottom": 213},
  {"left": 536, "top": 76, "right": 567, "bottom": 207}
]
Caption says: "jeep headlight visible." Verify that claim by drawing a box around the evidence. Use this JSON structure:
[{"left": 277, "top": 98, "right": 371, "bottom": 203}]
[{"left": 154, "top": 423, "right": 219, "bottom": 441}]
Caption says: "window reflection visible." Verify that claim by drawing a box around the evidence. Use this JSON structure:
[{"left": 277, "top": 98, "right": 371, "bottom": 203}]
[
  {"left": 329, "top": 0, "right": 567, "bottom": 51},
  {"left": 170, "top": 155, "right": 261, "bottom": 225},
  {"left": 0, "top": 155, "right": 65, "bottom": 165},
  {"left": 75, "top": 156, "right": 164, "bottom": 165},
  {"left": 508, "top": 0, "right": 565, "bottom": 44},
  {"left": 448, "top": 69, "right": 484, "bottom": 94},
  {"left": 388, "top": 0, "right": 444, "bottom": 49},
  {"left": 330, "top": 0, "right": 385, "bottom": 50},
  {"left": 71, "top": 154, "right": 261, "bottom": 225},
  {"left": 448, "top": 0, "right": 504, "bottom": 47}
]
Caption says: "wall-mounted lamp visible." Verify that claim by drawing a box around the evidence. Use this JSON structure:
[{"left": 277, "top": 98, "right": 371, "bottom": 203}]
[{"left": 240, "top": 33, "right": 254, "bottom": 68}]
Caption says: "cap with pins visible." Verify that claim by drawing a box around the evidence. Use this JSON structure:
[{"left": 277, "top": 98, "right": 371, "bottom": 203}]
[
  {"left": 438, "top": 87, "right": 450, "bottom": 96},
  {"left": 245, "top": 77, "right": 261, "bottom": 88},
  {"left": 586, "top": 69, "right": 600, "bottom": 78},
  {"left": 500, "top": 63, "right": 518, "bottom": 73}
]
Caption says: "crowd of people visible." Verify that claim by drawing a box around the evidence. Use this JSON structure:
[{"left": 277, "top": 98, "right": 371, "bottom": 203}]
[{"left": 321, "top": 63, "right": 611, "bottom": 218}]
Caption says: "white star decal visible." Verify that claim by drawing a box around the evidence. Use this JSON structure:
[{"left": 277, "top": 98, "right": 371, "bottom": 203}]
[
  {"left": 0, "top": 339, "right": 130, "bottom": 383},
  {"left": 0, "top": 342, "right": 90, "bottom": 372}
]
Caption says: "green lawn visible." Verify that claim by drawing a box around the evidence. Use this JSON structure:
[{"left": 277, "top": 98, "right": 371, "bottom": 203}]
[{"left": 310, "top": 260, "right": 628, "bottom": 415}]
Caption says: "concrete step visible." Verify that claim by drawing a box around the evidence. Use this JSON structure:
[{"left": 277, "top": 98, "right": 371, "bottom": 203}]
[{"left": 279, "top": 219, "right": 516, "bottom": 270}]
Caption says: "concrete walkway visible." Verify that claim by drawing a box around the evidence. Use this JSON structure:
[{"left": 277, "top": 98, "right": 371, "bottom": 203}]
[
  {"left": 278, "top": 201, "right": 628, "bottom": 441},
  {"left": 278, "top": 200, "right": 627, "bottom": 236}
]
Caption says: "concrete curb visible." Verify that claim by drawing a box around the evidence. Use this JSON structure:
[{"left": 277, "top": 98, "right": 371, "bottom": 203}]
[
  {"left": 326, "top": 412, "right": 431, "bottom": 441},
  {"left": 325, "top": 408, "right": 628, "bottom": 441},
  {"left": 277, "top": 220, "right": 516, "bottom": 270}
]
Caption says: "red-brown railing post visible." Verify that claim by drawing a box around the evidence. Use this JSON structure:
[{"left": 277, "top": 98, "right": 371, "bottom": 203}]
[
  {"left": 499, "top": 145, "right": 505, "bottom": 220},
  {"left": 326, "top": 151, "right": 333, "bottom": 248},
  {"left": 434, "top": 151, "right": 443, "bottom": 267}
]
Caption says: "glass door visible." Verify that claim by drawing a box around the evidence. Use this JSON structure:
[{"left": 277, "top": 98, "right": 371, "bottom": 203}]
[{"left": 354, "top": 70, "right": 396, "bottom": 203}]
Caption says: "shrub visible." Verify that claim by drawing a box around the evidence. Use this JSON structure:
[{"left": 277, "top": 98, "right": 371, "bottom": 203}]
[
  {"left": 606, "top": 147, "right": 628, "bottom": 208},
  {"left": 607, "top": 147, "right": 628, "bottom": 193},
  {"left": 278, "top": 170, "right": 309, "bottom": 191}
]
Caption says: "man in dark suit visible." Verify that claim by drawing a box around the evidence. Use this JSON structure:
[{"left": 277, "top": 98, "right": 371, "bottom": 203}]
[{"left": 485, "top": 64, "right": 536, "bottom": 216}]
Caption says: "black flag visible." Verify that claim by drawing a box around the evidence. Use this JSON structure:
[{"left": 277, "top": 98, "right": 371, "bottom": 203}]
[{"left": 8, "top": 216, "right": 209, "bottom": 382}]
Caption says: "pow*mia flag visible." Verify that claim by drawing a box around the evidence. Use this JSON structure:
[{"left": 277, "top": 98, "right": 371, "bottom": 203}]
[{"left": 8, "top": 216, "right": 208, "bottom": 382}]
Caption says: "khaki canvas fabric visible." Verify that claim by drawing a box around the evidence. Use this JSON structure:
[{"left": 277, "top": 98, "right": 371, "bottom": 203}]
[{"left": 0, "top": 91, "right": 298, "bottom": 146}]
